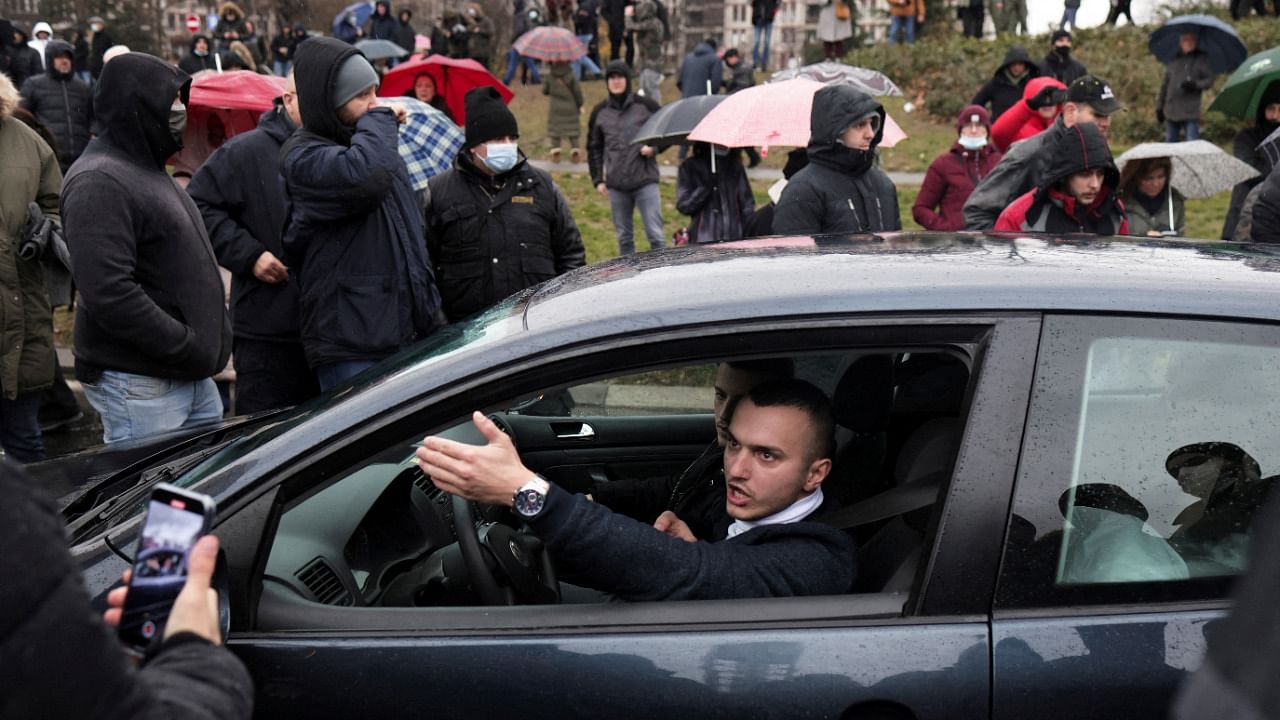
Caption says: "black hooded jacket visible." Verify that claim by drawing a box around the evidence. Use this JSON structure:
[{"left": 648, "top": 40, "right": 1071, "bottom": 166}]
[
  {"left": 1224, "top": 82, "right": 1280, "bottom": 239},
  {"left": 189, "top": 102, "right": 303, "bottom": 343},
  {"left": 8, "top": 28, "right": 41, "bottom": 88},
  {"left": 773, "top": 84, "right": 901, "bottom": 235},
  {"left": 62, "top": 53, "right": 231, "bottom": 383},
  {"left": 179, "top": 35, "right": 220, "bottom": 75},
  {"left": 20, "top": 39, "right": 93, "bottom": 171},
  {"left": 365, "top": 1, "right": 400, "bottom": 41},
  {"left": 971, "top": 45, "right": 1039, "bottom": 121},
  {"left": 1037, "top": 46, "right": 1087, "bottom": 85},
  {"left": 588, "top": 60, "right": 661, "bottom": 192},
  {"left": 995, "top": 122, "right": 1126, "bottom": 235},
  {"left": 282, "top": 37, "right": 442, "bottom": 368}
]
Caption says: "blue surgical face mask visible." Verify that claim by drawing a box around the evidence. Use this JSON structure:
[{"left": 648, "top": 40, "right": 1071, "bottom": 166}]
[
  {"left": 958, "top": 135, "right": 987, "bottom": 150},
  {"left": 482, "top": 142, "right": 519, "bottom": 173}
]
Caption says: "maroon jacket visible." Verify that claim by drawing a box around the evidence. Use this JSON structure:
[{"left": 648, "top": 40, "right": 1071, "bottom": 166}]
[{"left": 912, "top": 142, "right": 1003, "bottom": 231}]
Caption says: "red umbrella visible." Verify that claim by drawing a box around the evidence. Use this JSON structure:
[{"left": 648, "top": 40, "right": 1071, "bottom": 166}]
[
  {"left": 379, "top": 55, "right": 512, "bottom": 126},
  {"left": 174, "top": 70, "right": 286, "bottom": 176},
  {"left": 512, "top": 26, "right": 587, "bottom": 62}
]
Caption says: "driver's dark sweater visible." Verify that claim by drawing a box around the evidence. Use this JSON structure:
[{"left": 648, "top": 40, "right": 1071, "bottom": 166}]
[{"left": 528, "top": 485, "right": 856, "bottom": 601}]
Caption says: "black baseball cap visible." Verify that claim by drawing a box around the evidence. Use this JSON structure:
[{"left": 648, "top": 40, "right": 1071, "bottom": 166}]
[{"left": 1067, "top": 75, "right": 1124, "bottom": 115}]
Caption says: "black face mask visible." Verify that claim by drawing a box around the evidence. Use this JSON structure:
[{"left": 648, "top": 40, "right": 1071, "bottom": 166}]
[{"left": 1054, "top": 45, "right": 1072, "bottom": 59}]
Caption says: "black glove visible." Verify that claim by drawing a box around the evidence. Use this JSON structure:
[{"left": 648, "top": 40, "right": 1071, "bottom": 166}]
[
  {"left": 1156, "top": 108, "right": 1166, "bottom": 124},
  {"left": 19, "top": 202, "right": 52, "bottom": 261},
  {"left": 1180, "top": 79, "right": 1198, "bottom": 92},
  {"left": 1027, "top": 85, "right": 1065, "bottom": 110}
]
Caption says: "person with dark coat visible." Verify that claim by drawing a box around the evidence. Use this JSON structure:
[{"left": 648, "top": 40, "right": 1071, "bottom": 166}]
[
  {"left": 281, "top": 38, "right": 442, "bottom": 391},
  {"left": 913, "top": 105, "right": 1003, "bottom": 231},
  {"left": 971, "top": 44, "right": 1038, "bottom": 121},
  {"left": 1037, "top": 30, "right": 1087, "bottom": 86},
  {"left": 363, "top": 0, "right": 399, "bottom": 41},
  {"left": 677, "top": 39, "right": 722, "bottom": 98},
  {"left": 773, "top": 84, "right": 901, "bottom": 235},
  {"left": 601, "top": 0, "right": 631, "bottom": 63},
  {"left": 178, "top": 35, "right": 219, "bottom": 75},
  {"left": 751, "top": 0, "right": 779, "bottom": 70},
  {"left": 7, "top": 26, "right": 41, "bottom": 89},
  {"left": 464, "top": 3, "right": 494, "bottom": 68},
  {"left": 1223, "top": 81, "right": 1280, "bottom": 239},
  {"left": 213, "top": 2, "right": 249, "bottom": 49},
  {"left": 745, "top": 148, "right": 807, "bottom": 237},
  {"left": 71, "top": 29, "right": 90, "bottom": 83},
  {"left": 995, "top": 122, "right": 1128, "bottom": 235},
  {"left": 502, "top": 0, "right": 543, "bottom": 86},
  {"left": 20, "top": 39, "right": 93, "bottom": 172},
  {"left": 573, "top": 0, "right": 603, "bottom": 73},
  {"left": 188, "top": 85, "right": 320, "bottom": 415},
  {"left": 723, "top": 48, "right": 753, "bottom": 94},
  {"left": 990, "top": 75, "right": 1065, "bottom": 151},
  {"left": 0, "top": 461, "right": 254, "bottom": 719},
  {"left": 588, "top": 60, "right": 666, "bottom": 254},
  {"left": 419, "top": 379, "right": 856, "bottom": 601},
  {"left": 1248, "top": 163, "right": 1280, "bottom": 244},
  {"left": 676, "top": 144, "right": 755, "bottom": 243},
  {"left": 544, "top": 60, "right": 584, "bottom": 160},
  {"left": 1157, "top": 31, "right": 1215, "bottom": 142},
  {"left": 87, "top": 16, "right": 113, "bottom": 80},
  {"left": 424, "top": 86, "right": 584, "bottom": 322},
  {"left": 61, "top": 53, "right": 231, "bottom": 443},
  {"left": 394, "top": 8, "right": 417, "bottom": 55},
  {"left": 269, "top": 26, "right": 293, "bottom": 76},
  {"left": 964, "top": 74, "right": 1121, "bottom": 230}
]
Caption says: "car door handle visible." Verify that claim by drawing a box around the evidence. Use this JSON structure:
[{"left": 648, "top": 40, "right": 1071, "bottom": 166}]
[{"left": 553, "top": 422, "right": 595, "bottom": 441}]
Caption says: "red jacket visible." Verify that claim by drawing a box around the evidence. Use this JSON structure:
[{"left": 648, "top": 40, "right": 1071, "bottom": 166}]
[
  {"left": 990, "top": 76, "right": 1064, "bottom": 151},
  {"left": 912, "top": 142, "right": 1003, "bottom": 231},
  {"left": 995, "top": 187, "right": 1129, "bottom": 235}
]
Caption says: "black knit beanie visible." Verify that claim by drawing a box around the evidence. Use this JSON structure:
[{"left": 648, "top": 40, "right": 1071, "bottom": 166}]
[{"left": 464, "top": 86, "right": 518, "bottom": 148}]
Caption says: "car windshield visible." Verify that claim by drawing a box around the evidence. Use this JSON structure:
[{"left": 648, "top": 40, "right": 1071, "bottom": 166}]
[{"left": 171, "top": 297, "right": 526, "bottom": 491}]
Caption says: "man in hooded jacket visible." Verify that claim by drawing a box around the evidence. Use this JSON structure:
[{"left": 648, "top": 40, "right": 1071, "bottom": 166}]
[
  {"left": 20, "top": 39, "right": 92, "bottom": 173},
  {"left": 282, "top": 37, "right": 442, "bottom": 391},
  {"left": 588, "top": 60, "right": 665, "bottom": 255},
  {"left": 773, "top": 84, "right": 901, "bottom": 235},
  {"left": 1223, "top": 82, "right": 1280, "bottom": 239},
  {"left": 963, "top": 74, "right": 1121, "bottom": 231},
  {"left": 970, "top": 45, "right": 1038, "bottom": 121},
  {"left": 189, "top": 75, "right": 319, "bottom": 414},
  {"left": 364, "top": 0, "right": 399, "bottom": 41},
  {"left": 61, "top": 53, "right": 231, "bottom": 443},
  {"left": 178, "top": 35, "right": 219, "bottom": 75},
  {"left": 1037, "top": 30, "right": 1087, "bottom": 85},
  {"left": 994, "top": 122, "right": 1128, "bottom": 235},
  {"left": 425, "top": 87, "right": 584, "bottom": 322}
]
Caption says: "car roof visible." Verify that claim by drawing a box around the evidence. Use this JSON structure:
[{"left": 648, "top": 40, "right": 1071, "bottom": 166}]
[{"left": 523, "top": 234, "right": 1280, "bottom": 328}]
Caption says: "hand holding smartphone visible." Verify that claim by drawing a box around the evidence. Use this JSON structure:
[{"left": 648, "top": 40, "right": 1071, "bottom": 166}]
[{"left": 115, "top": 483, "right": 217, "bottom": 654}]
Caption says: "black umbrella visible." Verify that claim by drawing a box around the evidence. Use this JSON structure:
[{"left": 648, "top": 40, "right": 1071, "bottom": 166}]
[{"left": 632, "top": 94, "right": 726, "bottom": 149}]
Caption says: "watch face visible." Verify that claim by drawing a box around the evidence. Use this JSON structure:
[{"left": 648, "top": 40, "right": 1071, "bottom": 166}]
[{"left": 516, "top": 488, "right": 545, "bottom": 516}]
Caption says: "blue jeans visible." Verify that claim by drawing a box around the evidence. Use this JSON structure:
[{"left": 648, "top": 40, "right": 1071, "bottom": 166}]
[
  {"left": 608, "top": 183, "right": 666, "bottom": 255},
  {"left": 273, "top": 59, "right": 291, "bottom": 77},
  {"left": 752, "top": 22, "right": 772, "bottom": 69},
  {"left": 315, "top": 360, "right": 379, "bottom": 392},
  {"left": 82, "top": 371, "right": 223, "bottom": 444},
  {"left": 572, "top": 34, "right": 602, "bottom": 78},
  {"left": 887, "top": 15, "right": 915, "bottom": 44},
  {"left": 1166, "top": 120, "right": 1200, "bottom": 142},
  {"left": 1059, "top": 7, "right": 1078, "bottom": 30},
  {"left": 502, "top": 48, "right": 541, "bottom": 84},
  {"left": 0, "top": 392, "right": 44, "bottom": 463}
]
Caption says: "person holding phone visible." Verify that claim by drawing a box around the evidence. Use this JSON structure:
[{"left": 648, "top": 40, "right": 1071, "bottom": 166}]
[{"left": 0, "top": 462, "right": 252, "bottom": 718}]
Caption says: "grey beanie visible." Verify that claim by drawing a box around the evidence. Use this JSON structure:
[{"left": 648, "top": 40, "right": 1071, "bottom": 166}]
[{"left": 332, "top": 54, "right": 379, "bottom": 109}]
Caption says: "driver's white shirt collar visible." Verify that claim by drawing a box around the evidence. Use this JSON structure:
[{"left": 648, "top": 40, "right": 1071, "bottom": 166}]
[{"left": 726, "top": 487, "right": 825, "bottom": 539}]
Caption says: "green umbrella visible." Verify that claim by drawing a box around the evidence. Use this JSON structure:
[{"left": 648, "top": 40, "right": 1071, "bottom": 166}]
[{"left": 1208, "top": 46, "right": 1280, "bottom": 119}]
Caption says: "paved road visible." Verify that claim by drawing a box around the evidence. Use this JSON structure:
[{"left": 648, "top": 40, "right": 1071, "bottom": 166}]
[{"left": 529, "top": 159, "right": 926, "bottom": 185}]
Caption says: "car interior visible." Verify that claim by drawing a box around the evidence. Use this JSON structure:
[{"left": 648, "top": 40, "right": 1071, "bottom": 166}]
[{"left": 257, "top": 347, "right": 974, "bottom": 622}]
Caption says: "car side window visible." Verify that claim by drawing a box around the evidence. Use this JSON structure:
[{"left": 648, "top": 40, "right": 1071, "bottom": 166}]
[
  {"left": 998, "top": 316, "right": 1280, "bottom": 608},
  {"left": 508, "top": 364, "right": 718, "bottom": 417}
]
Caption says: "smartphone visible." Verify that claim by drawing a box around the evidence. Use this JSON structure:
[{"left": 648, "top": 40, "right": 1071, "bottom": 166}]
[{"left": 117, "top": 483, "right": 217, "bottom": 653}]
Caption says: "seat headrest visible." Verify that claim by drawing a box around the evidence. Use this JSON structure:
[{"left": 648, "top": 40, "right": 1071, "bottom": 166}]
[
  {"left": 832, "top": 354, "right": 894, "bottom": 433},
  {"left": 894, "top": 417, "right": 962, "bottom": 486}
]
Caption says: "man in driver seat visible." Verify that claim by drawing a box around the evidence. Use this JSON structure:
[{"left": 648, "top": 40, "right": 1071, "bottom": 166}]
[{"left": 418, "top": 379, "right": 855, "bottom": 601}]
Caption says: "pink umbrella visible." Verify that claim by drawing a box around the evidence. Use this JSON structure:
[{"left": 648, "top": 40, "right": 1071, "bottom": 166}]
[{"left": 687, "top": 78, "right": 906, "bottom": 155}]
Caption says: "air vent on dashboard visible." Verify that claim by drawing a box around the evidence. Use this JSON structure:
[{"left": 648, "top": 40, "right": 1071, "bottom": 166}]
[{"left": 295, "top": 558, "right": 352, "bottom": 606}]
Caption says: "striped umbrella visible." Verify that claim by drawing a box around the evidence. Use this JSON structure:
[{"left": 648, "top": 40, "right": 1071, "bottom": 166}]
[
  {"left": 769, "top": 61, "right": 903, "bottom": 97},
  {"left": 380, "top": 97, "right": 465, "bottom": 191},
  {"left": 512, "top": 26, "right": 587, "bottom": 62}
]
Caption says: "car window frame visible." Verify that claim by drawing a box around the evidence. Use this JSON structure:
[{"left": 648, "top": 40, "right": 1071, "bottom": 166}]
[
  {"left": 995, "top": 313, "right": 1280, "bottom": 612},
  {"left": 243, "top": 314, "right": 1033, "bottom": 634}
]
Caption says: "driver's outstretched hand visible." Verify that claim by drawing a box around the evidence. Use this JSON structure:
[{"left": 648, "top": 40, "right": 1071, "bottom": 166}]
[{"left": 417, "top": 412, "right": 531, "bottom": 507}]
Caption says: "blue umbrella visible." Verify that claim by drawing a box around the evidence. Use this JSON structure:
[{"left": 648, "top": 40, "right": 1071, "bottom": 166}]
[
  {"left": 332, "top": 1, "right": 374, "bottom": 42},
  {"left": 380, "top": 97, "right": 464, "bottom": 191},
  {"left": 1148, "top": 14, "right": 1247, "bottom": 75}
]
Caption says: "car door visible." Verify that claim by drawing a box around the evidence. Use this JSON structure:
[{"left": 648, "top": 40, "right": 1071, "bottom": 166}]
[
  {"left": 992, "top": 315, "right": 1280, "bottom": 720},
  {"left": 232, "top": 316, "right": 1038, "bottom": 720}
]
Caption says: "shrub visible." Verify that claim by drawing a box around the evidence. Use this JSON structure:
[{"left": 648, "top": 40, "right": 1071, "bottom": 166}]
[{"left": 842, "top": 16, "right": 1280, "bottom": 146}]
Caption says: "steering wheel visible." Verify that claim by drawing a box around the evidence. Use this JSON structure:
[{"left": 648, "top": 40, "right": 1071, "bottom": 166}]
[{"left": 450, "top": 493, "right": 559, "bottom": 606}]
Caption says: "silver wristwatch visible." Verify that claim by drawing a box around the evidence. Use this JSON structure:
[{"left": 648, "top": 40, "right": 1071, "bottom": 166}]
[{"left": 512, "top": 475, "right": 551, "bottom": 518}]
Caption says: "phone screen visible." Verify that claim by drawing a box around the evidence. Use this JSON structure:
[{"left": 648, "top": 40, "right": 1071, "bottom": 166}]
[{"left": 117, "top": 489, "right": 210, "bottom": 651}]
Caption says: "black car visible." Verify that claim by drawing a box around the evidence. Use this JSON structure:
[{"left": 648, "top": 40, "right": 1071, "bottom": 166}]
[{"left": 62, "top": 234, "right": 1280, "bottom": 719}]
